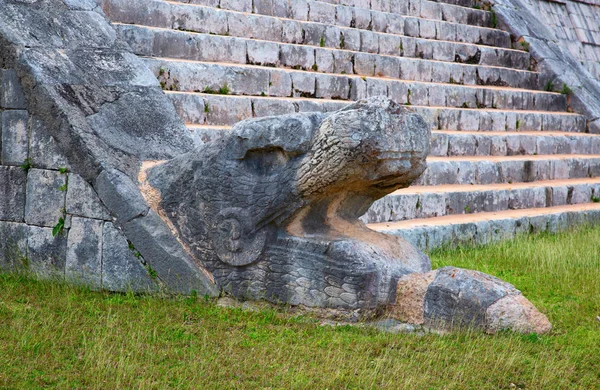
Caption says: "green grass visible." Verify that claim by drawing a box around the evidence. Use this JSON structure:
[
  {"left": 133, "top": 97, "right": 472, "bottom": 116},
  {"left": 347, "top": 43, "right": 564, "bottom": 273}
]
[{"left": 1, "top": 227, "right": 600, "bottom": 389}]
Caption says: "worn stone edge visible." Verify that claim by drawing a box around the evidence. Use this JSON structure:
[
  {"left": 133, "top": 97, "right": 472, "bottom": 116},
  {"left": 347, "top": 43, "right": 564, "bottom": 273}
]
[{"left": 491, "top": 0, "right": 600, "bottom": 131}]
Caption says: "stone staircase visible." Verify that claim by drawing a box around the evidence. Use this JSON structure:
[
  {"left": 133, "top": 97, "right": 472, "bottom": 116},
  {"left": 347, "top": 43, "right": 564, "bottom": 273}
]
[{"left": 99, "top": 0, "right": 600, "bottom": 250}]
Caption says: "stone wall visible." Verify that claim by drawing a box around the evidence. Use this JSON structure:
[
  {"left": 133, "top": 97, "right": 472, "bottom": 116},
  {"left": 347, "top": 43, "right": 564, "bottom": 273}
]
[
  {"left": 522, "top": 0, "right": 600, "bottom": 81},
  {"left": 0, "top": 0, "right": 217, "bottom": 296},
  {"left": 493, "top": 0, "right": 600, "bottom": 132},
  {"left": 0, "top": 67, "right": 158, "bottom": 291}
]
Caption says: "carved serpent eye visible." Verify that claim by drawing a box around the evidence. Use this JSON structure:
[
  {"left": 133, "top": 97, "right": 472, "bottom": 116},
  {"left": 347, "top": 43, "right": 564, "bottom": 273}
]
[{"left": 211, "top": 208, "right": 268, "bottom": 267}]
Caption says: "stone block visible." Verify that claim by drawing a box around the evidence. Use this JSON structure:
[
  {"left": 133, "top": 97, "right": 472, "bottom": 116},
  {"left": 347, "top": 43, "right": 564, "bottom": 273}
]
[
  {"left": 332, "top": 50, "right": 354, "bottom": 75},
  {"left": 196, "top": 35, "right": 247, "bottom": 64},
  {"left": 65, "top": 217, "right": 103, "bottom": 288},
  {"left": 315, "top": 74, "right": 350, "bottom": 99},
  {"left": 247, "top": 40, "right": 280, "bottom": 66},
  {"left": 221, "top": 0, "right": 252, "bottom": 12},
  {"left": 354, "top": 52, "right": 377, "bottom": 76},
  {"left": 25, "top": 168, "right": 66, "bottom": 228},
  {"left": 268, "top": 70, "right": 292, "bottom": 97},
  {"left": 366, "top": 78, "right": 389, "bottom": 97},
  {"left": 27, "top": 225, "right": 67, "bottom": 279},
  {"left": 0, "top": 69, "right": 26, "bottom": 109},
  {"left": 168, "top": 92, "right": 205, "bottom": 125},
  {"left": 28, "top": 117, "right": 70, "bottom": 170},
  {"left": 379, "top": 34, "right": 402, "bottom": 56},
  {"left": 0, "top": 221, "right": 27, "bottom": 271},
  {"left": 280, "top": 44, "right": 315, "bottom": 71},
  {"left": 66, "top": 173, "right": 111, "bottom": 220},
  {"left": 335, "top": 5, "right": 354, "bottom": 27},
  {"left": 204, "top": 95, "right": 252, "bottom": 126},
  {"left": 290, "top": 0, "right": 309, "bottom": 20},
  {"left": 94, "top": 168, "right": 149, "bottom": 224},
  {"left": 360, "top": 31, "right": 379, "bottom": 54},
  {"left": 123, "top": 209, "right": 218, "bottom": 296},
  {"left": 353, "top": 7, "right": 372, "bottom": 30},
  {"left": 308, "top": 1, "right": 336, "bottom": 24},
  {"left": 1, "top": 110, "right": 29, "bottom": 166},
  {"left": 251, "top": 99, "right": 295, "bottom": 117},
  {"left": 102, "top": 222, "right": 159, "bottom": 293},
  {"left": 282, "top": 20, "right": 303, "bottom": 44},
  {"left": 315, "top": 49, "right": 335, "bottom": 74},
  {"left": 387, "top": 14, "right": 404, "bottom": 35},
  {"left": 424, "top": 267, "right": 519, "bottom": 330},
  {"left": 0, "top": 166, "right": 26, "bottom": 222},
  {"left": 371, "top": 11, "right": 389, "bottom": 33},
  {"left": 291, "top": 72, "right": 316, "bottom": 97}
]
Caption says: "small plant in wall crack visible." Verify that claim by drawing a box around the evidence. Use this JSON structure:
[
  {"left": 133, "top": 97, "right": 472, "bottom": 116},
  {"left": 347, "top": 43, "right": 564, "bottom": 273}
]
[
  {"left": 58, "top": 175, "right": 69, "bottom": 192},
  {"left": 561, "top": 83, "right": 573, "bottom": 95},
  {"left": 20, "top": 158, "right": 33, "bottom": 173},
  {"left": 128, "top": 241, "right": 142, "bottom": 259},
  {"left": 52, "top": 217, "right": 66, "bottom": 237}
]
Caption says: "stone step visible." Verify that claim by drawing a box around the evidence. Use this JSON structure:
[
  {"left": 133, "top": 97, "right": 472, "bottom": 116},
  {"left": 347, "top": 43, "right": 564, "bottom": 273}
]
[
  {"left": 116, "top": 22, "right": 533, "bottom": 73},
  {"left": 367, "top": 203, "right": 600, "bottom": 251},
  {"left": 430, "top": 131, "right": 600, "bottom": 157},
  {"left": 146, "top": 58, "right": 564, "bottom": 112},
  {"left": 102, "top": 0, "right": 511, "bottom": 49},
  {"left": 166, "top": 0, "right": 495, "bottom": 28},
  {"left": 185, "top": 124, "right": 600, "bottom": 157},
  {"left": 167, "top": 92, "right": 587, "bottom": 132},
  {"left": 429, "top": 0, "right": 479, "bottom": 9},
  {"left": 362, "top": 178, "right": 600, "bottom": 223},
  {"left": 417, "top": 154, "right": 600, "bottom": 186}
]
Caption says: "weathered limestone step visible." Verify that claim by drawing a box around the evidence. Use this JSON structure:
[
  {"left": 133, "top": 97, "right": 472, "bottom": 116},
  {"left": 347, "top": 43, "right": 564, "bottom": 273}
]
[
  {"left": 103, "top": 0, "right": 511, "bottom": 49},
  {"left": 363, "top": 178, "right": 600, "bottom": 223},
  {"left": 367, "top": 203, "right": 600, "bottom": 251},
  {"left": 167, "top": 0, "right": 494, "bottom": 28},
  {"left": 146, "top": 58, "right": 564, "bottom": 111},
  {"left": 185, "top": 124, "right": 600, "bottom": 157},
  {"left": 432, "top": 0, "right": 479, "bottom": 8},
  {"left": 116, "top": 23, "right": 533, "bottom": 73},
  {"left": 168, "top": 92, "right": 587, "bottom": 132},
  {"left": 418, "top": 154, "right": 600, "bottom": 186},
  {"left": 430, "top": 131, "right": 600, "bottom": 157}
]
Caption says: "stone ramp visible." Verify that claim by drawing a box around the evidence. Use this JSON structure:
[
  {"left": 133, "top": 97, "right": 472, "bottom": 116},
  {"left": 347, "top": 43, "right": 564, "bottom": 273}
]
[{"left": 98, "top": 0, "right": 600, "bottom": 249}]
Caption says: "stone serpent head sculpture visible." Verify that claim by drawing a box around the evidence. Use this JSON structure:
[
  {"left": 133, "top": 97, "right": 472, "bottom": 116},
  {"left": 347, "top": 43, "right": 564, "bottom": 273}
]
[{"left": 146, "top": 97, "right": 551, "bottom": 333}]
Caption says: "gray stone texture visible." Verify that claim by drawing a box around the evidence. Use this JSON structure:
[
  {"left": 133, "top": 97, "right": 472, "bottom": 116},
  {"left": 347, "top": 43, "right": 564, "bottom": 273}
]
[
  {"left": 28, "top": 116, "right": 70, "bottom": 171},
  {"left": 25, "top": 168, "right": 66, "bottom": 228},
  {"left": 66, "top": 173, "right": 111, "bottom": 220},
  {"left": 424, "top": 267, "right": 520, "bottom": 329},
  {"left": 27, "top": 225, "right": 67, "bottom": 279},
  {"left": 492, "top": 0, "right": 600, "bottom": 126},
  {"left": 0, "top": 69, "right": 26, "bottom": 109},
  {"left": 102, "top": 222, "right": 159, "bottom": 293},
  {"left": 0, "top": 166, "right": 26, "bottom": 222},
  {"left": 1, "top": 109, "right": 29, "bottom": 166},
  {"left": 65, "top": 217, "right": 103, "bottom": 288},
  {"left": 0, "top": 221, "right": 27, "bottom": 271}
]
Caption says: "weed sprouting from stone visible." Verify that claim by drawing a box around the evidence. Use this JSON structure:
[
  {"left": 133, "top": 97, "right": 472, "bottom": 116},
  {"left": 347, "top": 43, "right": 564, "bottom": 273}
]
[
  {"left": 219, "top": 84, "right": 231, "bottom": 95},
  {"left": 561, "top": 83, "right": 573, "bottom": 95},
  {"left": 52, "top": 217, "right": 65, "bottom": 237},
  {"left": 20, "top": 158, "right": 33, "bottom": 173}
]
